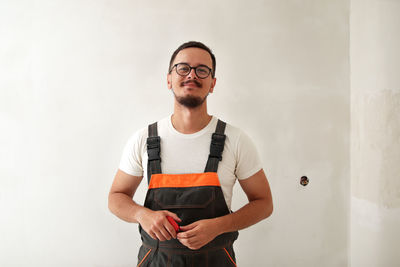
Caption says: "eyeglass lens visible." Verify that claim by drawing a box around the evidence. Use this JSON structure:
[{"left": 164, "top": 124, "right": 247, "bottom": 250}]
[{"left": 176, "top": 63, "right": 210, "bottom": 78}]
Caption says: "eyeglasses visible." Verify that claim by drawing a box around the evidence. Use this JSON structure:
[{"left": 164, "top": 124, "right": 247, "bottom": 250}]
[{"left": 170, "top": 63, "right": 213, "bottom": 79}]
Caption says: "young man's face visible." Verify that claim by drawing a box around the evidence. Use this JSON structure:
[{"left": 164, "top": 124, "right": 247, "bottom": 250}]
[{"left": 167, "top": 47, "right": 216, "bottom": 108}]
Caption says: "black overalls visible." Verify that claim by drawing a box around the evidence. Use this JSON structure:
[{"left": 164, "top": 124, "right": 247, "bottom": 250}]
[{"left": 137, "top": 120, "right": 239, "bottom": 267}]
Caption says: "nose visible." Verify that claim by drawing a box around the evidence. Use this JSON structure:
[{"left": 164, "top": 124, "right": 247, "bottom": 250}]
[{"left": 187, "top": 68, "right": 198, "bottom": 79}]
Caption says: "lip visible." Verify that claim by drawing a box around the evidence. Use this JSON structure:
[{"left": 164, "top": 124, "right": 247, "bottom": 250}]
[
  {"left": 184, "top": 82, "right": 198, "bottom": 86},
  {"left": 182, "top": 79, "right": 201, "bottom": 88}
]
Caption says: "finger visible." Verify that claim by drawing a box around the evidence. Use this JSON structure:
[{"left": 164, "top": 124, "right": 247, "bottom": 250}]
[
  {"left": 188, "top": 242, "right": 201, "bottom": 250},
  {"left": 179, "top": 223, "right": 196, "bottom": 232},
  {"left": 177, "top": 235, "right": 193, "bottom": 246},
  {"left": 159, "top": 224, "right": 174, "bottom": 240},
  {"left": 177, "top": 228, "right": 197, "bottom": 239},
  {"left": 154, "top": 230, "right": 167, "bottom": 241},
  {"left": 178, "top": 238, "right": 189, "bottom": 248},
  {"left": 178, "top": 238, "right": 201, "bottom": 250},
  {"left": 165, "top": 211, "right": 181, "bottom": 222},
  {"left": 148, "top": 230, "right": 158, "bottom": 240},
  {"left": 164, "top": 221, "right": 177, "bottom": 239}
]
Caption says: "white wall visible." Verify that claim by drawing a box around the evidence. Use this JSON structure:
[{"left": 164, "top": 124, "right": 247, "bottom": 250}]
[
  {"left": 351, "top": 0, "right": 400, "bottom": 266},
  {"left": 0, "top": 1, "right": 349, "bottom": 266}
]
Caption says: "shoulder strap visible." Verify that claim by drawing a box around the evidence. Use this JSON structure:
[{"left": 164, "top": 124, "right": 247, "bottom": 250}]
[
  {"left": 204, "top": 119, "right": 227, "bottom": 173},
  {"left": 146, "top": 122, "right": 161, "bottom": 184}
]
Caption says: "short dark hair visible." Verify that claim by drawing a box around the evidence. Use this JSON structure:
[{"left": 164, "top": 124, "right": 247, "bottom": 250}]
[{"left": 169, "top": 41, "right": 216, "bottom": 78}]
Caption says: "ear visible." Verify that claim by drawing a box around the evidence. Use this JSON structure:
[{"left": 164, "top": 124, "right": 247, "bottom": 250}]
[
  {"left": 209, "top": 77, "right": 217, "bottom": 93},
  {"left": 167, "top": 73, "right": 172, "bottom": 89}
]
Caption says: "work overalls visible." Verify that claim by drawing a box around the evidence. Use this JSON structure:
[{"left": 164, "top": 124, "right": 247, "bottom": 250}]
[{"left": 137, "top": 120, "right": 239, "bottom": 267}]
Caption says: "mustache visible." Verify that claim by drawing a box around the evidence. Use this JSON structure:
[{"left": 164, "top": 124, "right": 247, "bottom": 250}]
[{"left": 181, "top": 80, "right": 201, "bottom": 87}]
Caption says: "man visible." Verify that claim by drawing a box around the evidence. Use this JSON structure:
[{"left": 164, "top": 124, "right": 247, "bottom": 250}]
[{"left": 108, "top": 41, "right": 273, "bottom": 266}]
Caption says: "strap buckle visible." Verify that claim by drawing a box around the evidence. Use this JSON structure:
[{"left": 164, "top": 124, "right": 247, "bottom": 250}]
[
  {"left": 147, "top": 136, "right": 161, "bottom": 161},
  {"left": 209, "top": 133, "right": 226, "bottom": 161}
]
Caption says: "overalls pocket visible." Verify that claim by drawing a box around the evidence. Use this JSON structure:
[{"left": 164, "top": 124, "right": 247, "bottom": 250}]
[
  {"left": 223, "top": 247, "right": 237, "bottom": 266},
  {"left": 154, "top": 187, "right": 215, "bottom": 209},
  {"left": 206, "top": 247, "right": 237, "bottom": 267},
  {"left": 137, "top": 246, "right": 152, "bottom": 267},
  {"left": 153, "top": 186, "right": 216, "bottom": 225}
]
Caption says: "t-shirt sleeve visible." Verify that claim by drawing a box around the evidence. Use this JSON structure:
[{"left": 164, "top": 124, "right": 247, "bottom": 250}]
[
  {"left": 234, "top": 130, "right": 263, "bottom": 180},
  {"left": 118, "top": 129, "right": 146, "bottom": 177}
]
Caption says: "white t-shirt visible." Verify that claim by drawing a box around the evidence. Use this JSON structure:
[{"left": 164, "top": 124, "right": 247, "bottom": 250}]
[{"left": 119, "top": 115, "right": 262, "bottom": 210}]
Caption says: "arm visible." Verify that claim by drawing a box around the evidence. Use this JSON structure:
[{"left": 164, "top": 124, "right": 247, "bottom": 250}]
[
  {"left": 108, "top": 169, "right": 181, "bottom": 240},
  {"left": 177, "top": 169, "right": 273, "bottom": 249},
  {"left": 216, "top": 168, "right": 273, "bottom": 232}
]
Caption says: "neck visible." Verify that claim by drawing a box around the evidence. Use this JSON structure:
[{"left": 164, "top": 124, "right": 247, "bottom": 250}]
[{"left": 171, "top": 101, "right": 212, "bottom": 134}]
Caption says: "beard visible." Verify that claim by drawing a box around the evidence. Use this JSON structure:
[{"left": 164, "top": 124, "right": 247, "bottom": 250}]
[{"left": 173, "top": 91, "right": 208, "bottom": 108}]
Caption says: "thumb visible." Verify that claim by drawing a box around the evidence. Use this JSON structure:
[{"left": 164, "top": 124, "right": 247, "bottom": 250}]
[
  {"left": 179, "top": 222, "right": 197, "bottom": 231},
  {"left": 165, "top": 211, "right": 181, "bottom": 222}
]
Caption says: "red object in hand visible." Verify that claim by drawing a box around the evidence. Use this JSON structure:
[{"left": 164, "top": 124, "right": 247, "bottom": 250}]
[{"left": 166, "top": 216, "right": 180, "bottom": 232}]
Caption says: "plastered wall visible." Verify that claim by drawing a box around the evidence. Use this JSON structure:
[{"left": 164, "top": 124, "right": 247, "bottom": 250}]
[
  {"left": 351, "top": 0, "right": 400, "bottom": 266},
  {"left": 1, "top": 1, "right": 349, "bottom": 266}
]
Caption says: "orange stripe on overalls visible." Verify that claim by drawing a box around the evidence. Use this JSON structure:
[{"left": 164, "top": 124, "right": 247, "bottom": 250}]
[{"left": 148, "top": 172, "right": 221, "bottom": 189}]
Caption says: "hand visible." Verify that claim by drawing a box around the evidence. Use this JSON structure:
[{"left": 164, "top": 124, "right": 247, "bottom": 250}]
[
  {"left": 137, "top": 209, "right": 181, "bottom": 241},
  {"left": 177, "top": 219, "right": 220, "bottom": 250}
]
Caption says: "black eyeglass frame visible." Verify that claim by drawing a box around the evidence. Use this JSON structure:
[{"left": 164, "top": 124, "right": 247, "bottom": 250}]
[{"left": 169, "top": 63, "right": 213, "bottom": 79}]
